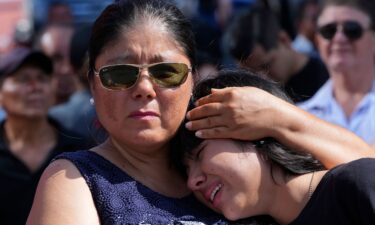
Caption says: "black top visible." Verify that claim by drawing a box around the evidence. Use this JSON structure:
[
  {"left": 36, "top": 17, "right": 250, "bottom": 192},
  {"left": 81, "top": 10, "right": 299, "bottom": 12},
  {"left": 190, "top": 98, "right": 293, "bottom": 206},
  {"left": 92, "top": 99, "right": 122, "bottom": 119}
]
[
  {"left": 286, "top": 56, "right": 329, "bottom": 103},
  {"left": 289, "top": 158, "right": 375, "bottom": 225},
  {"left": 0, "top": 118, "right": 88, "bottom": 225}
]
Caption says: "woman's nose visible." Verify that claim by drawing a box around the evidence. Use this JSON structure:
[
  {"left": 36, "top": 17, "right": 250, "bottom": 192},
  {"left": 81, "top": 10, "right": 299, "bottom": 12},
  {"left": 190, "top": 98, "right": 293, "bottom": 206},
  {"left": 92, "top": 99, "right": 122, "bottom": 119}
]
[
  {"left": 131, "top": 69, "right": 156, "bottom": 100},
  {"left": 187, "top": 167, "right": 206, "bottom": 191}
]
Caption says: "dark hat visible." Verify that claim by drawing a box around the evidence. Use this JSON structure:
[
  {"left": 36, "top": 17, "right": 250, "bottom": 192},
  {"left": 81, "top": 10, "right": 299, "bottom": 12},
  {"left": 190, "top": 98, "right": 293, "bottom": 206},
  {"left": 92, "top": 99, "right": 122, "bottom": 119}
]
[{"left": 0, "top": 47, "right": 53, "bottom": 78}]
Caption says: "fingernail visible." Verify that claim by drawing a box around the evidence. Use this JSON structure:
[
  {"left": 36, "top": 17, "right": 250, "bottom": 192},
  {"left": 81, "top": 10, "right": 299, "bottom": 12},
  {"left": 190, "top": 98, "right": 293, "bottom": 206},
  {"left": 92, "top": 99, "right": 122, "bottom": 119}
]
[
  {"left": 186, "top": 112, "right": 190, "bottom": 119},
  {"left": 185, "top": 122, "right": 191, "bottom": 129},
  {"left": 195, "top": 131, "right": 202, "bottom": 138}
]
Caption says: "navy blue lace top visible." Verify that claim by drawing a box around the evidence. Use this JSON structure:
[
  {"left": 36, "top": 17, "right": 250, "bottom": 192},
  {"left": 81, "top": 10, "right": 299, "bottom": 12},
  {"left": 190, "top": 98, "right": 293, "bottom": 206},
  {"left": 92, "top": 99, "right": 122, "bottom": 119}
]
[{"left": 55, "top": 150, "right": 231, "bottom": 225}]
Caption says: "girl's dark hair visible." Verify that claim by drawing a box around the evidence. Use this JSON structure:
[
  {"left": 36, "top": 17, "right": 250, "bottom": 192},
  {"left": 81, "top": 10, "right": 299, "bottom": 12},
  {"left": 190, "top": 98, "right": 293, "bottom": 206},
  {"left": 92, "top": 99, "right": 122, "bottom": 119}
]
[
  {"left": 319, "top": 0, "right": 375, "bottom": 30},
  {"left": 171, "top": 69, "right": 324, "bottom": 178},
  {"left": 87, "top": 0, "right": 196, "bottom": 80}
]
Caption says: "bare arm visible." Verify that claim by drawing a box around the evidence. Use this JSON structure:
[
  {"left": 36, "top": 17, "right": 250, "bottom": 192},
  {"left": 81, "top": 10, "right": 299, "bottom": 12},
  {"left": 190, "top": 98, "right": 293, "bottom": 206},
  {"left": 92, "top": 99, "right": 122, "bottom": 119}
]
[
  {"left": 186, "top": 87, "right": 374, "bottom": 169},
  {"left": 27, "top": 159, "right": 100, "bottom": 225}
]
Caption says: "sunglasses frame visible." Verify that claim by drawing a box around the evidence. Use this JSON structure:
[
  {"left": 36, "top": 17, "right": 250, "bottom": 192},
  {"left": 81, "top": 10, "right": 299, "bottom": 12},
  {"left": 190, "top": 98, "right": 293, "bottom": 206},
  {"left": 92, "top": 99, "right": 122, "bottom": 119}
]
[
  {"left": 317, "top": 20, "right": 369, "bottom": 41},
  {"left": 94, "top": 62, "right": 192, "bottom": 90}
]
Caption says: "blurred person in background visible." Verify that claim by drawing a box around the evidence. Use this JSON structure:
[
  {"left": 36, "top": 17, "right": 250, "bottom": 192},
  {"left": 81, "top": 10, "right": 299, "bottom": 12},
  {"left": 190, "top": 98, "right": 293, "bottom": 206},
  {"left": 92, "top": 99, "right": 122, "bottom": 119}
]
[
  {"left": 0, "top": 48, "right": 87, "bottom": 225},
  {"left": 47, "top": 0, "right": 74, "bottom": 26},
  {"left": 299, "top": 0, "right": 375, "bottom": 145},
  {"left": 196, "top": 51, "right": 219, "bottom": 79},
  {"left": 49, "top": 24, "right": 97, "bottom": 145},
  {"left": 198, "top": 0, "right": 232, "bottom": 31},
  {"left": 35, "top": 23, "right": 77, "bottom": 104},
  {"left": 174, "top": 0, "right": 223, "bottom": 70},
  {"left": 292, "top": 0, "right": 320, "bottom": 56},
  {"left": 224, "top": 3, "right": 328, "bottom": 102}
]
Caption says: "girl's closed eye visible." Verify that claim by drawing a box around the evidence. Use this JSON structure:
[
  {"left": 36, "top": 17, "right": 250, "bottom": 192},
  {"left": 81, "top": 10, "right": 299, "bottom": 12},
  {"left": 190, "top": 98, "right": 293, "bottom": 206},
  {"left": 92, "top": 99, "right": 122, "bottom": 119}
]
[
  {"left": 195, "top": 148, "right": 203, "bottom": 161},
  {"left": 193, "top": 142, "right": 207, "bottom": 161}
]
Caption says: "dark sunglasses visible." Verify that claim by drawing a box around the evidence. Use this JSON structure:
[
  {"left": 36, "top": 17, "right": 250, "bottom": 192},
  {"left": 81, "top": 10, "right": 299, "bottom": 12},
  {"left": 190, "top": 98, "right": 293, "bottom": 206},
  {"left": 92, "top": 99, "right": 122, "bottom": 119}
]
[
  {"left": 94, "top": 62, "right": 191, "bottom": 90},
  {"left": 317, "top": 20, "right": 367, "bottom": 41}
]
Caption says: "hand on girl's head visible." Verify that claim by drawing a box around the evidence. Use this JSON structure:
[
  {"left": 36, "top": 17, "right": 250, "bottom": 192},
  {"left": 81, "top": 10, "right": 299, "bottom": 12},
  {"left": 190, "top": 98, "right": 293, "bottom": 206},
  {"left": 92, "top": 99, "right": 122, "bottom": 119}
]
[{"left": 185, "top": 86, "right": 285, "bottom": 141}]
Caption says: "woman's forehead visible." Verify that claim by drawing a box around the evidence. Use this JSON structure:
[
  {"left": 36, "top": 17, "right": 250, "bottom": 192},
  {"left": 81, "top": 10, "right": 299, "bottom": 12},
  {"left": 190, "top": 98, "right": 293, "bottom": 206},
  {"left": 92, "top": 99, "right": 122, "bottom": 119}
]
[{"left": 95, "top": 27, "right": 188, "bottom": 66}]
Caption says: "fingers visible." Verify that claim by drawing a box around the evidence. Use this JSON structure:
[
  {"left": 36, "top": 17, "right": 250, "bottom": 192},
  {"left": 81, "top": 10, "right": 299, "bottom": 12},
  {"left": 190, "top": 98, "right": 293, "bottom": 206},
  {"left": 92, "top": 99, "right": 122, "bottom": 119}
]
[
  {"left": 186, "top": 103, "right": 222, "bottom": 120},
  {"left": 185, "top": 115, "right": 226, "bottom": 131},
  {"left": 195, "top": 88, "right": 228, "bottom": 106},
  {"left": 194, "top": 127, "right": 230, "bottom": 139}
]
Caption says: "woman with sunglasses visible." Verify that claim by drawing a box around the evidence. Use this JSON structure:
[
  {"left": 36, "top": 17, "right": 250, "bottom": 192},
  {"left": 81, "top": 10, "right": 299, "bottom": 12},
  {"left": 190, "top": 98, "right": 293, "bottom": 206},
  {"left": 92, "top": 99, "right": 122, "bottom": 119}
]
[
  {"left": 175, "top": 69, "right": 375, "bottom": 225},
  {"left": 27, "top": 0, "right": 374, "bottom": 224},
  {"left": 299, "top": 0, "right": 375, "bottom": 145}
]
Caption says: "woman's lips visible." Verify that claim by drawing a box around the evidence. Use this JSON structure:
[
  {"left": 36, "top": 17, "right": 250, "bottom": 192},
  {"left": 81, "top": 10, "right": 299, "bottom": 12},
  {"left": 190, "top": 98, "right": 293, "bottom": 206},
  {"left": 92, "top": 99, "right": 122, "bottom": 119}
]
[{"left": 128, "top": 111, "right": 159, "bottom": 120}]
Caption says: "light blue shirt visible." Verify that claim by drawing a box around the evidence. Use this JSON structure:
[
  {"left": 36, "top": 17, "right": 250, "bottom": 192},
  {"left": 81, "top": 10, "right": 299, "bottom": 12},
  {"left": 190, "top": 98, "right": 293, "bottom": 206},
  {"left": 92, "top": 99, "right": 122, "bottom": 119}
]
[
  {"left": 49, "top": 90, "right": 97, "bottom": 141},
  {"left": 0, "top": 108, "right": 5, "bottom": 121},
  {"left": 298, "top": 80, "right": 375, "bottom": 144},
  {"left": 292, "top": 34, "right": 315, "bottom": 55}
]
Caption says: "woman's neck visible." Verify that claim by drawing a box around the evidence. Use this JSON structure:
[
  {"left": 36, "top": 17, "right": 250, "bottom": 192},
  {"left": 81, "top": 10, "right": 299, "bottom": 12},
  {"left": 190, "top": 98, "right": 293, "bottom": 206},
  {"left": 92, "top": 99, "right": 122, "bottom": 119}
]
[
  {"left": 94, "top": 138, "right": 190, "bottom": 198},
  {"left": 268, "top": 170, "right": 327, "bottom": 225}
]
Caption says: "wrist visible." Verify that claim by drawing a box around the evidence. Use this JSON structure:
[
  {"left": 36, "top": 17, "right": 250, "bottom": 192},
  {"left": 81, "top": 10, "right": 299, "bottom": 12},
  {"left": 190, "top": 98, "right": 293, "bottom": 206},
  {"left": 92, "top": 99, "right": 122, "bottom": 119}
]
[{"left": 271, "top": 101, "right": 304, "bottom": 140}]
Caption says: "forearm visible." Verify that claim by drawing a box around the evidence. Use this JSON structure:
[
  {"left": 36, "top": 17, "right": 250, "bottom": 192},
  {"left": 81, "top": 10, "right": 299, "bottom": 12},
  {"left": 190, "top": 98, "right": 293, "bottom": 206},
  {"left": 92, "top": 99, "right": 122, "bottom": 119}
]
[{"left": 272, "top": 102, "right": 375, "bottom": 169}]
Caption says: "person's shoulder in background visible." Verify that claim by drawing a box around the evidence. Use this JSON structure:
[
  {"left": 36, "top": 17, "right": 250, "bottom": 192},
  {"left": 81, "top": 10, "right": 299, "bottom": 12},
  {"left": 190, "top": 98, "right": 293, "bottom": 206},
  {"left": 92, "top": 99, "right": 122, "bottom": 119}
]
[{"left": 49, "top": 117, "right": 96, "bottom": 152}]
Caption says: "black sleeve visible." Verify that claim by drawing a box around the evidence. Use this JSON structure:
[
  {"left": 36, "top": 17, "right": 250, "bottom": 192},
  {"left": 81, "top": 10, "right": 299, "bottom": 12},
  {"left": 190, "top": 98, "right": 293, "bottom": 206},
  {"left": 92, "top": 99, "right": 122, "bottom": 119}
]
[{"left": 332, "top": 158, "right": 375, "bottom": 225}]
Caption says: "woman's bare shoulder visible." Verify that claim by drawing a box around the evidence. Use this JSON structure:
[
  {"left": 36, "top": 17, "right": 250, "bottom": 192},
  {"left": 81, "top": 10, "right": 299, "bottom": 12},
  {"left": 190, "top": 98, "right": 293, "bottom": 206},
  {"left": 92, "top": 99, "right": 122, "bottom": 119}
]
[{"left": 26, "top": 159, "right": 100, "bottom": 225}]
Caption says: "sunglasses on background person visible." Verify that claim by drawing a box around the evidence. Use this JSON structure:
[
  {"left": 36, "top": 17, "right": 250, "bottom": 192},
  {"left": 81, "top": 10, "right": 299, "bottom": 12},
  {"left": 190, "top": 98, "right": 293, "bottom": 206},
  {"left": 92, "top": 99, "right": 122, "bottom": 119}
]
[
  {"left": 317, "top": 20, "right": 369, "bottom": 41},
  {"left": 94, "top": 62, "right": 191, "bottom": 90}
]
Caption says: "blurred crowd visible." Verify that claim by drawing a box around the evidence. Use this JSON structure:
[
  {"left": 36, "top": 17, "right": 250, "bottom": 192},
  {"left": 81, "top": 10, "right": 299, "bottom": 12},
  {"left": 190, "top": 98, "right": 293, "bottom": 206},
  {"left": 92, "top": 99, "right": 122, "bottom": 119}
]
[
  {"left": 0, "top": 0, "right": 332, "bottom": 139},
  {"left": 0, "top": 0, "right": 375, "bottom": 224}
]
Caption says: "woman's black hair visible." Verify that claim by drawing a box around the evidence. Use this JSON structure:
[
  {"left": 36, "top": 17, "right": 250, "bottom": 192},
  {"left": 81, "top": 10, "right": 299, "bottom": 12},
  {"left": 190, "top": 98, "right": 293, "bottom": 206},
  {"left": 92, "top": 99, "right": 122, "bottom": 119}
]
[
  {"left": 319, "top": 0, "right": 375, "bottom": 30},
  {"left": 87, "top": 0, "right": 196, "bottom": 80},
  {"left": 171, "top": 69, "right": 324, "bottom": 179}
]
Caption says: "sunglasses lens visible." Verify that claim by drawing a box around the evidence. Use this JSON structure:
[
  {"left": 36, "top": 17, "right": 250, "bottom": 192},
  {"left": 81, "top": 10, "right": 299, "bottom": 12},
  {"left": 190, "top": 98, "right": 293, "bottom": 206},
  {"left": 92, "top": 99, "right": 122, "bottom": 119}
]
[
  {"left": 99, "top": 65, "right": 139, "bottom": 89},
  {"left": 319, "top": 21, "right": 365, "bottom": 41},
  {"left": 149, "top": 63, "right": 189, "bottom": 87},
  {"left": 318, "top": 23, "right": 337, "bottom": 40},
  {"left": 343, "top": 21, "right": 363, "bottom": 40}
]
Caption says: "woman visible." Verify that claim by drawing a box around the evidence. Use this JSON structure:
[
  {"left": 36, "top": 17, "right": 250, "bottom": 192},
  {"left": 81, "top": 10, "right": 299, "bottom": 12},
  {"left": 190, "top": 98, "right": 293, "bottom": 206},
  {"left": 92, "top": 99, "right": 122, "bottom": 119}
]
[
  {"left": 0, "top": 48, "right": 87, "bottom": 225},
  {"left": 27, "top": 1, "right": 228, "bottom": 224},
  {"left": 299, "top": 0, "right": 375, "bottom": 144},
  {"left": 27, "top": 0, "right": 374, "bottom": 224},
  {"left": 176, "top": 69, "right": 375, "bottom": 224}
]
